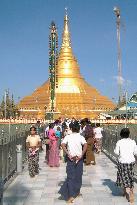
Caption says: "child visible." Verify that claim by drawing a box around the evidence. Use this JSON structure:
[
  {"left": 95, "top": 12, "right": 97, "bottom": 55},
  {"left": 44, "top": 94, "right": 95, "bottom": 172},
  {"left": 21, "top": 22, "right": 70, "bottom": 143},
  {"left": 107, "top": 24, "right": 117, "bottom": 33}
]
[{"left": 55, "top": 126, "right": 62, "bottom": 148}]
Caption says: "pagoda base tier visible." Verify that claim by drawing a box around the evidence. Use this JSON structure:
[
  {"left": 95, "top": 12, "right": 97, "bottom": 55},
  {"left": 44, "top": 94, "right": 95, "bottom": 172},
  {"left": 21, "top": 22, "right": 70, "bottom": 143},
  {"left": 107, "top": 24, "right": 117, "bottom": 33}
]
[{"left": 18, "top": 80, "right": 115, "bottom": 119}]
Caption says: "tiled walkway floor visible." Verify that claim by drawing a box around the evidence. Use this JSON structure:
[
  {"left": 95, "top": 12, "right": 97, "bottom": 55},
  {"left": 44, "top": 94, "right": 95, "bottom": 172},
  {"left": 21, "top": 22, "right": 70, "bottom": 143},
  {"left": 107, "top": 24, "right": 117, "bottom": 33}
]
[{"left": 3, "top": 149, "right": 137, "bottom": 205}]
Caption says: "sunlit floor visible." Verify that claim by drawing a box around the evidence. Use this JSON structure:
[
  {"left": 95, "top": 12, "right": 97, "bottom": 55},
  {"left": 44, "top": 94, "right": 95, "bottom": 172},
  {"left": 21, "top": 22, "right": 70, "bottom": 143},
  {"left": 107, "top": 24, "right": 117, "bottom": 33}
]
[{"left": 3, "top": 148, "right": 137, "bottom": 205}]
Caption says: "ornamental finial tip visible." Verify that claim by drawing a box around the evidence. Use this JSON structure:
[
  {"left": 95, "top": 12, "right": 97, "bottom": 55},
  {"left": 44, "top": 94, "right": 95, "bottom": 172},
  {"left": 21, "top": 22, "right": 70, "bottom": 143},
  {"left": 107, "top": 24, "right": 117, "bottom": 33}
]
[{"left": 65, "top": 7, "right": 68, "bottom": 15}]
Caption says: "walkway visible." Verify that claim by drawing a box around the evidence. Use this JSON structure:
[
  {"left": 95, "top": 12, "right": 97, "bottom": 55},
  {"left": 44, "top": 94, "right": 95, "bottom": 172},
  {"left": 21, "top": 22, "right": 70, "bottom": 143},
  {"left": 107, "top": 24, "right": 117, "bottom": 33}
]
[{"left": 3, "top": 150, "right": 137, "bottom": 205}]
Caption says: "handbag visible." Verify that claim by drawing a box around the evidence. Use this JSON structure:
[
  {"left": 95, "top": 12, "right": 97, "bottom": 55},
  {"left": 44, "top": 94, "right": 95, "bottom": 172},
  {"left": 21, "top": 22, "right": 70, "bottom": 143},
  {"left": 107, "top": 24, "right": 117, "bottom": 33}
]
[{"left": 45, "top": 138, "right": 50, "bottom": 145}]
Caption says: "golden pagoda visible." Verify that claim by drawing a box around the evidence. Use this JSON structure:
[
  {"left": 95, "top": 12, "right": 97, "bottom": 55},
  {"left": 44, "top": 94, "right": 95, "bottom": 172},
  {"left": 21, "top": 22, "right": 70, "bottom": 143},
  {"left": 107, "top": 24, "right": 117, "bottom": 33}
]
[{"left": 18, "top": 12, "right": 115, "bottom": 119}]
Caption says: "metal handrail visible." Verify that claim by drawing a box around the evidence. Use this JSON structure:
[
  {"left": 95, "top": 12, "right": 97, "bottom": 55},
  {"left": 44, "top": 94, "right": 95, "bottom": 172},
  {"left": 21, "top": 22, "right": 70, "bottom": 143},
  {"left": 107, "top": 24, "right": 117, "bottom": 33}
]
[
  {"left": 102, "top": 124, "right": 137, "bottom": 175},
  {"left": 0, "top": 124, "right": 31, "bottom": 183}
]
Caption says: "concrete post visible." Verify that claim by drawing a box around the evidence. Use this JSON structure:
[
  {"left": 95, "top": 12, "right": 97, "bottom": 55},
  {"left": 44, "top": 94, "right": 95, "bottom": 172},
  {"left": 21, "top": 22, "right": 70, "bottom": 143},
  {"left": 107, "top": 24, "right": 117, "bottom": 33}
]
[
  {"left": 0, "top": 177, "right": 3, "bottom": 205},
  {"left": 16, "top": 145, "right": 22, "bottom": 173}
]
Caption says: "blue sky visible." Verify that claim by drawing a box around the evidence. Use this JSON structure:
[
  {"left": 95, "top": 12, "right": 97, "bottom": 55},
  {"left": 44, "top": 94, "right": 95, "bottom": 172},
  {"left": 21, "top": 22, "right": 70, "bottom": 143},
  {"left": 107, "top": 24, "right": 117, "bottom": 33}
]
[{"left": 0, "top": 0, "right": 137, "bottom": 103}]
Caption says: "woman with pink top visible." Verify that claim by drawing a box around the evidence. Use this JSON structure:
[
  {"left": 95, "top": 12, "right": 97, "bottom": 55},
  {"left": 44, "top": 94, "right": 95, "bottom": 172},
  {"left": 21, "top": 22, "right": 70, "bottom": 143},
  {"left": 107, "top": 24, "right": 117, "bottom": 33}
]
[{"left": 48, "top": 123, "right": 60, "bottom": 167}]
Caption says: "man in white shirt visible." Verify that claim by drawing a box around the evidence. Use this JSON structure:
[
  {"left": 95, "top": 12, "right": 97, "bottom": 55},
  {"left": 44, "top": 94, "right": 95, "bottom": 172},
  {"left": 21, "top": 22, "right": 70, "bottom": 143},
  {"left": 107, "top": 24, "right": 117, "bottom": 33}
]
[
  {"left": 59, "top": 121, "right": 87, "bottom": 203},
  {"left": 94, "top": 123, "right": 103, "bottom": 153}
]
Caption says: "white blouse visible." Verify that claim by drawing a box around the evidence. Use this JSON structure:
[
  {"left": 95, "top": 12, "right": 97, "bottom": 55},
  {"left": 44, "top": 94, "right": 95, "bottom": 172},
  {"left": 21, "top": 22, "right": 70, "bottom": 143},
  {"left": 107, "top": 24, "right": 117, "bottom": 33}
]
[
  {"left": 94, "top": 127, "right": 103, "bottom": 139},
  {"left": 114, "top": 138, "right": 137, "bottom": 163}
]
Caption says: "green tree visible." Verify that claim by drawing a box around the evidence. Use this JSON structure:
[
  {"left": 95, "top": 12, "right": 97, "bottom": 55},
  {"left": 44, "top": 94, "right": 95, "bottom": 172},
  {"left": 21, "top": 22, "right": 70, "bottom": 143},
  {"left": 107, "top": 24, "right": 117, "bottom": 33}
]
[
  {"left": 0, "top": 90, "right": 20, "bottom": 119},
  {"left": 0, "top": 96, "right": 5, "bottom": 118}
]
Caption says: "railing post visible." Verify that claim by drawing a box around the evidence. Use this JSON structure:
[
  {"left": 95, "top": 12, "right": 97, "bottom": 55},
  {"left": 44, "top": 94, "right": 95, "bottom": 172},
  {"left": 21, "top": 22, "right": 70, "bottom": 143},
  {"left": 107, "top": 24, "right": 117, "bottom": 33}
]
[
  {"left": 16, "top": 145, "right": 22, "bottom": 173},
  {"left": 0, "top": 177, "right": 3, "bottom": 205}
]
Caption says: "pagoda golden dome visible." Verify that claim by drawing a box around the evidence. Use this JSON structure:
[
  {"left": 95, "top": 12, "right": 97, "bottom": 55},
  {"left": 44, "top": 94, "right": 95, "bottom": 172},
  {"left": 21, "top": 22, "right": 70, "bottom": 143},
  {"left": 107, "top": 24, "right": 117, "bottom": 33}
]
[{"left": 18, "top": 12, "right": 115, "bottom": 119}]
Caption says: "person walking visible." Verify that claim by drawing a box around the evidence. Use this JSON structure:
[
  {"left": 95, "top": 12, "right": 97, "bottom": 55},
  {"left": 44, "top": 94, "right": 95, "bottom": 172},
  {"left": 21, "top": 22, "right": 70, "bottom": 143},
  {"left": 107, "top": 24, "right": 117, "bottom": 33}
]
[
  {"left": 59, "top": 121, "right": 87, "bottom": 203},
  {"left": 62, "top": 123, "right": 73, "bottom": 163},
  {"left": 26, "top": 126, "right": 41, "bottom": 177},
  {"left": 114, "top": 128, "right": 137, "bottom": 203},
  {"left": 94, "top": 123, "right": 103, "bottom": 153},
  {"left": 48, "top": 123, "right": 60, "bottom": 167},
  {"left": 35, "top": 120, "right": 44, "bottom": 151},
  {"left": 81, "top": 118, "right": 96, "bottom": 165},
  {"left": 55, "top": 126, "right": 62, "bottom": 148}
]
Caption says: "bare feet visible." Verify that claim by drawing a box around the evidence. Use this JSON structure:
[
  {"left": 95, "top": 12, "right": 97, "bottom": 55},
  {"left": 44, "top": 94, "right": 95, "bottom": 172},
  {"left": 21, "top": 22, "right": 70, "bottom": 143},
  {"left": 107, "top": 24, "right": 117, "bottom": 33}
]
[
  {"left": 66, "top": 197, "right": 74, "bottom": 203},
  {"left": 130, "top": 191, "right": 134, "bottom": 203}
]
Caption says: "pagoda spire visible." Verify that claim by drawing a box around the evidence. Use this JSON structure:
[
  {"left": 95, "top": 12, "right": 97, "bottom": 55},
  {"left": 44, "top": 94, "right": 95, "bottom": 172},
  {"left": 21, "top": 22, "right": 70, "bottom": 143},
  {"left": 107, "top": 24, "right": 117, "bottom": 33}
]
[
  {"left": 57, "top": 9, "right": 81, "bottom": 79},
  {"left": 61, "top": 8, "right": 71, "bottom": 48}
]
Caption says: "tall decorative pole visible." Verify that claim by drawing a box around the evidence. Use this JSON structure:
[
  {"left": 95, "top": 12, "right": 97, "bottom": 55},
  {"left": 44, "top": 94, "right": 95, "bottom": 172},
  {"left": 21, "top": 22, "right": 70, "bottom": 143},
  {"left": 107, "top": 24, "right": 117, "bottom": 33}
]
[
  {"left": 125, "top": 91, "right": 128, "bottom": 128},
  {"left": 4, "top": 90, "right": 7, "bottom": 119},
  {"left": 49, "top": 21, "right": 58, "bottom": 113},
  {"left": 114, "top": 7, "right": 122, "bottom": 105}
]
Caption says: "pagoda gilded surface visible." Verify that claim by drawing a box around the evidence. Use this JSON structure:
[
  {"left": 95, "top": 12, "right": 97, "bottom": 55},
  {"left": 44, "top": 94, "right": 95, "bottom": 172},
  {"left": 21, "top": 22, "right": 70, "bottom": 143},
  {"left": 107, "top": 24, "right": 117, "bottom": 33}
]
[{"left": 18, "top": 13, "right": 115, "bottom": 119}]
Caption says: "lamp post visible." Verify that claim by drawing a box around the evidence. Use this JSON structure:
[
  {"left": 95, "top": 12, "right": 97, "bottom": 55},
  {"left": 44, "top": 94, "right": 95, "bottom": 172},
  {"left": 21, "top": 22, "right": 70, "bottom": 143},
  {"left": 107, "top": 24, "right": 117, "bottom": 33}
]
[
  {"left": 125, "top": 91, "right": 128, "bottom": 128},
  {"left": 4, "top": 90, "right": 7, "bottom": 119},
  {"left": 113, "top": 7, "right": 122, "bottom": 104}
]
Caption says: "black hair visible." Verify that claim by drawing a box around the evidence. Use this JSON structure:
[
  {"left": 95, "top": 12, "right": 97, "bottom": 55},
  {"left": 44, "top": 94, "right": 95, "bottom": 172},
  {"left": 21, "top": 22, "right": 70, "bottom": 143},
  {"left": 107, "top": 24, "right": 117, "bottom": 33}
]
[
  {"left": 30, "top": 126, "right": 36, "bottom": 131},
  {"left": 49, "top": 123, "right": 54, "bottom": 129},
  {"left": 57, "top": 126, "right": 61, "bottom": 131},
  {"left": 80, "top": 118, "right": 90, "bottom": 125},
  {"left": 120, "top": 128, "right": 130, "bottom": 139},
  {"left": 69, "top": 122, "right": 73, "bottom": 130},
  {"left": 80, "top": 119, "right": 85, "bottom": 125},
  {"left": 71, "top": 121, "right": 80, "bottom": 133},
  {"left": 84, "top": 118, "right": 89, "bottom": 123},
  {"left": 96, "top": 123, "right": 100, "bottom": 127},
  {"left": 54, "top": 119, "right": 59, "bottom": 125}
]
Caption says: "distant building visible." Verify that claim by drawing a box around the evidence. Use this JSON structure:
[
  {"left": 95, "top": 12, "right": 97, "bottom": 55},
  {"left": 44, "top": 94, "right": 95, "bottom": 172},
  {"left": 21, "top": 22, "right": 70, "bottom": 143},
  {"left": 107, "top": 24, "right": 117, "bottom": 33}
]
[
  {"left": 119, "top": 92, "right": 137, "bottom": 111},
  {"left": 103, "top": 92, "right": 137, "bottom": 120}
]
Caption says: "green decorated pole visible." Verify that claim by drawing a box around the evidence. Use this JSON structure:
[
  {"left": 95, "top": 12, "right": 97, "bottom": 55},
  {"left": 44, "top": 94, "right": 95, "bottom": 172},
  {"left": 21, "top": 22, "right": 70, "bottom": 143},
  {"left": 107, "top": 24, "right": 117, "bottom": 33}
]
[{"left": 49, "top": 21, "right": 58, "bottom": 112}]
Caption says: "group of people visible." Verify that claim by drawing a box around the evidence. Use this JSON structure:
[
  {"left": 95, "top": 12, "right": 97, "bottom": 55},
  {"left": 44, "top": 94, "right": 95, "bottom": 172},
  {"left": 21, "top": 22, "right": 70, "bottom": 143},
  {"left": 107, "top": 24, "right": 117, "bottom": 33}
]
[
  {"left": 44, "top": 118, "right": 104, "bottom": 167},
  {"left": 25, "top": 118, "right": 137, "bottom": 204}
]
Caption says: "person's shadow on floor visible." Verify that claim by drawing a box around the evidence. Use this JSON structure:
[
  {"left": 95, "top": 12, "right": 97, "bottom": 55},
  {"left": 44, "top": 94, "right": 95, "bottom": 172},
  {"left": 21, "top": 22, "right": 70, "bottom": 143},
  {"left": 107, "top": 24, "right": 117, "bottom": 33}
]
[{"left": 102, "top": 179, "right": 122, "bottom": 196}]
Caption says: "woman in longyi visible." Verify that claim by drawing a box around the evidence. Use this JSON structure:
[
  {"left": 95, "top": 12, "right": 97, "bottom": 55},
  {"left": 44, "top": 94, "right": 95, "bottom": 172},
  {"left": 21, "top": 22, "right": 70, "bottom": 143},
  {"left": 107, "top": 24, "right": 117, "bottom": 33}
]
[
  {"left": 26, "top": 126, "right": 41, "bottom": 177},
  {"left": 48, "top": 123, "right": 60, "bottom": 167},
  {"left": 114, "top": 128, "right": 137, "bottom": 203}
]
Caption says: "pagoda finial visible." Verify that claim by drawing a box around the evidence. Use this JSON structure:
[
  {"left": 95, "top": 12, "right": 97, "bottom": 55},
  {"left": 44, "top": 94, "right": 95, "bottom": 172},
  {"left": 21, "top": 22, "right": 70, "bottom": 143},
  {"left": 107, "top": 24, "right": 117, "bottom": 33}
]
[
  {"left": 65, "top": 7, "right": 68, "bottom": 15},
  {"left": 61, "top": 8, "right": 71, "bottom": 48}
]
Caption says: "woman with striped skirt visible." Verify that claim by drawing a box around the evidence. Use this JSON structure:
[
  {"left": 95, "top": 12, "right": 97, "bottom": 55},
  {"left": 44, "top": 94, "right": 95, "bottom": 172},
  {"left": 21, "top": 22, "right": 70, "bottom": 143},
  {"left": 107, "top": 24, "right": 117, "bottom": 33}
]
[{"left": 114, "top": 128, "right": 137, "bottom": 203}]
